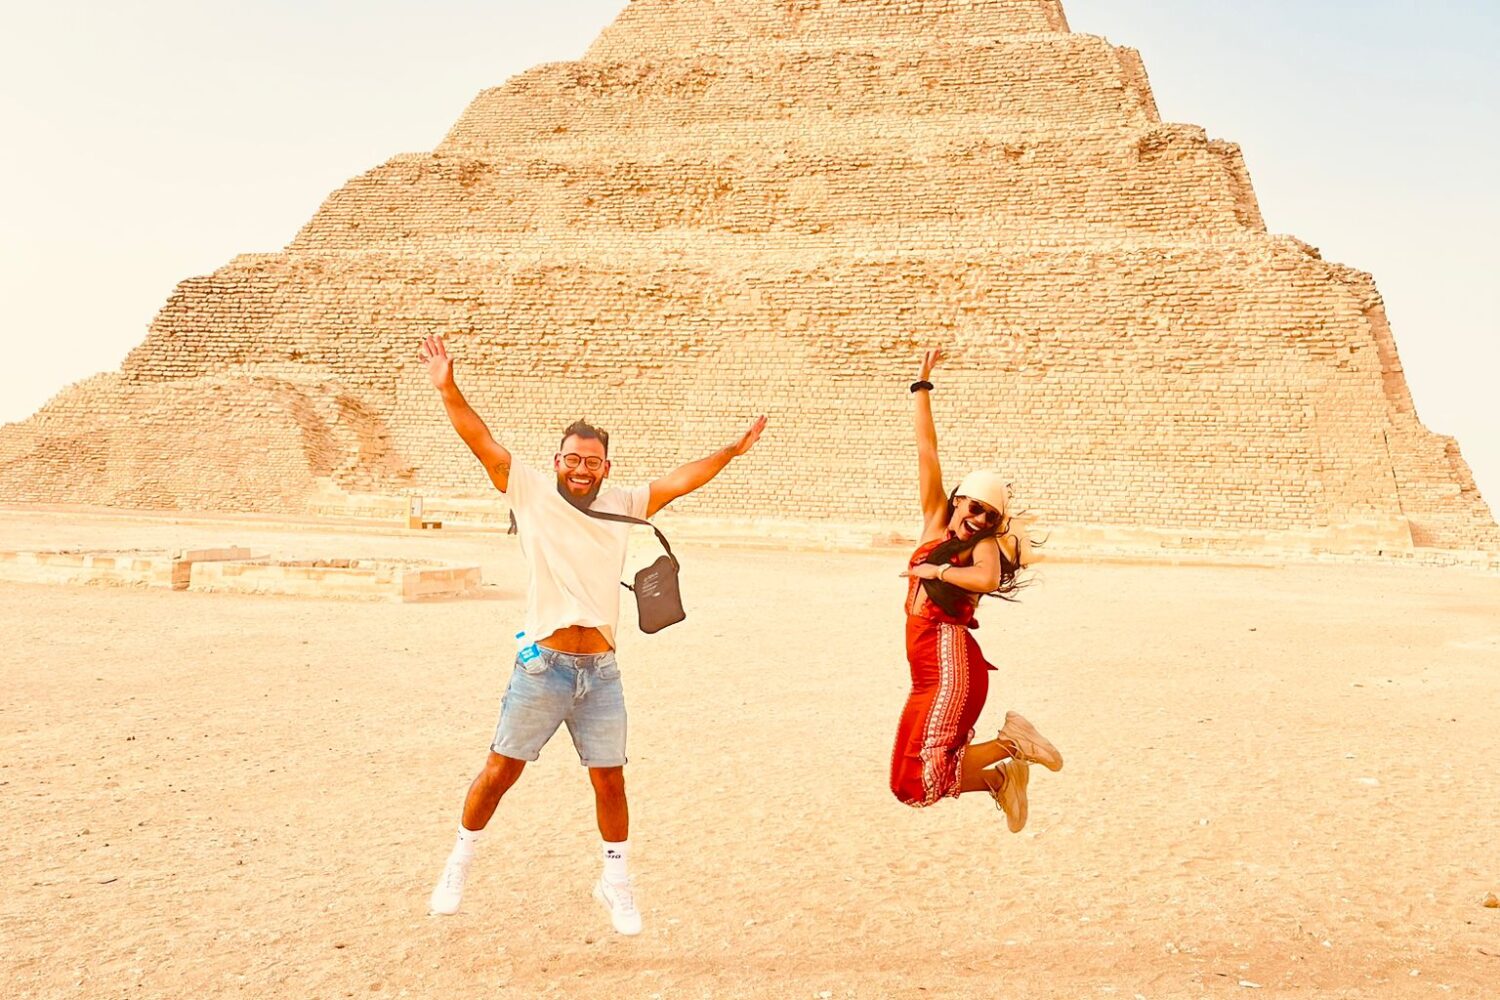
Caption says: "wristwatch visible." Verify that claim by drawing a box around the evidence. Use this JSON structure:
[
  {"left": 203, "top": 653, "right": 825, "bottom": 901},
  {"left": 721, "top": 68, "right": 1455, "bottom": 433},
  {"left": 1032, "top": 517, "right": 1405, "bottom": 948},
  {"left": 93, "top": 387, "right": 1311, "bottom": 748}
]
[{"left": 937, "top": 564, "right": 950, "bottom": 581}]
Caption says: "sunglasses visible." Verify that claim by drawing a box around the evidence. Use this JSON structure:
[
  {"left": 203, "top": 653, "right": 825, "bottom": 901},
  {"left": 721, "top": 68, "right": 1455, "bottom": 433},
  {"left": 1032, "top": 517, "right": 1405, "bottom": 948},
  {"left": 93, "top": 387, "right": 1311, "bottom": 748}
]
[
  {"left": 956, "top": 497, "right": 1001, "bottom": 525},
  {"left": 560, "top": 453, "right": 606, "bottom": 472}
]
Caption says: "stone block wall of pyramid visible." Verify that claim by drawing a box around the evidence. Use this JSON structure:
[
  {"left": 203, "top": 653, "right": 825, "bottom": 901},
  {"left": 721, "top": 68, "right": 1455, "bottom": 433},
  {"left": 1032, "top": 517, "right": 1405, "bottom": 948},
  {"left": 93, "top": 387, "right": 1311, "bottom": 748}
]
[{"left": 2, "top": 0, "right": 1494, "bottom": 551}]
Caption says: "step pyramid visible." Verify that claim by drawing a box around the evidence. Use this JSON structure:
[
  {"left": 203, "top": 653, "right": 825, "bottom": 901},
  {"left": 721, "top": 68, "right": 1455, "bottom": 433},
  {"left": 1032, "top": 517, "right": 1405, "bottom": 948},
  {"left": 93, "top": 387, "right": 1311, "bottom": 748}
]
[{"left": 2, "top": 0, "right": 1493, "bottom": 551}]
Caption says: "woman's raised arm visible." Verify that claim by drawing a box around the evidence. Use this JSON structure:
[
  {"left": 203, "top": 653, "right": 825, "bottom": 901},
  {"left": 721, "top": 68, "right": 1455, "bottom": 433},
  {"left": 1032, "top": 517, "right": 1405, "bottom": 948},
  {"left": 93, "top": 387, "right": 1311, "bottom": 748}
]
[{"left": 914, "top": 348, "right": 948, "bottom": 532}]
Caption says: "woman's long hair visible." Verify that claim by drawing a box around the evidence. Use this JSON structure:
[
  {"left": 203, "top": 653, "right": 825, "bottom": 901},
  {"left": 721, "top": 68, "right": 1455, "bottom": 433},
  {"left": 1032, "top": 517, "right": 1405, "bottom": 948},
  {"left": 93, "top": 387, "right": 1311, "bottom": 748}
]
[{"left": 920, "top": 487, "right": 1037, "bottom": 615}]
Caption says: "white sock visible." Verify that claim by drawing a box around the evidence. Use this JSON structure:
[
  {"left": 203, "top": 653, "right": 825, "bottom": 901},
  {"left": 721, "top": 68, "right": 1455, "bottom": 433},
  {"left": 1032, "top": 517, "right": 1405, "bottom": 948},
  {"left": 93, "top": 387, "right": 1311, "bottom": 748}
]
[
  {"left": 454, "top": 824, "right": 482, "bottom": 859},
  {"left": 602, "top": 840, "right": 629, "bottom": 884}
]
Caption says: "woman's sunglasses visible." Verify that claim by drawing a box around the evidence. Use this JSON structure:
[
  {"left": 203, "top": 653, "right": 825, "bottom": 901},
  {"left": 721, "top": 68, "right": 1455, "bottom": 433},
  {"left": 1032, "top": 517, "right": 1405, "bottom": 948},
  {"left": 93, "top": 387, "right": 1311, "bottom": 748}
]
[{"left": 956, "top": 496, "right": 1001, "bottom": 526}]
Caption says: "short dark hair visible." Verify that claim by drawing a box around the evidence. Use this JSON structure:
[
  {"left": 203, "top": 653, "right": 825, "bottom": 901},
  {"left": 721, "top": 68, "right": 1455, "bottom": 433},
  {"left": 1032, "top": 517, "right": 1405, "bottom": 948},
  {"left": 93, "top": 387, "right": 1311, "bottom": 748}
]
[{"left": 560, "top": 419, "right": 610, "bottom": 455}]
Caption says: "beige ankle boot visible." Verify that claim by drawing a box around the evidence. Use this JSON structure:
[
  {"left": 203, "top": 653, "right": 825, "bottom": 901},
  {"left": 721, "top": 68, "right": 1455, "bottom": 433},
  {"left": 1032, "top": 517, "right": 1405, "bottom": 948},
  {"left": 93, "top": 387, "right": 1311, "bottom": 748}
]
[
  {"left": 998, "top": 711, "right": 1063, "bottom": 772},
  {"left": 983, "top": 757, "right": 1030, "bottom": 833}
]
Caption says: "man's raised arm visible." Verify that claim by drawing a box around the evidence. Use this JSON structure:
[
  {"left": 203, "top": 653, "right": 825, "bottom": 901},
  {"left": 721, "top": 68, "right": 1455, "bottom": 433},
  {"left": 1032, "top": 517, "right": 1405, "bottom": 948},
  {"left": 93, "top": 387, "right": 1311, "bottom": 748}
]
[
  {"left": 418, "top": 335, "right": 511, "bottom": 493},
  {"left": 646, "top": 415, "right": 767, "bottom": 518}
]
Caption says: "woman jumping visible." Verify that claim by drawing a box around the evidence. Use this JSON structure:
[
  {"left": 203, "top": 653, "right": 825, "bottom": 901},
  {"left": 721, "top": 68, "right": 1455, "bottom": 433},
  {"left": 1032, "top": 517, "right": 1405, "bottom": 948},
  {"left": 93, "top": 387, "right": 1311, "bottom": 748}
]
[{"left": 891, "top": 348, "right": 1062, "bottom": 831}]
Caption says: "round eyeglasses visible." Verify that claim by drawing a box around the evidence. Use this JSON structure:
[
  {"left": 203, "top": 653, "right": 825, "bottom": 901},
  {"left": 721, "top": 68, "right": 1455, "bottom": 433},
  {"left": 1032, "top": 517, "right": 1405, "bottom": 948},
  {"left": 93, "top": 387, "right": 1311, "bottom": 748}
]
[{"left": 561, "top": 453, "right": 605, "bottom": 472}]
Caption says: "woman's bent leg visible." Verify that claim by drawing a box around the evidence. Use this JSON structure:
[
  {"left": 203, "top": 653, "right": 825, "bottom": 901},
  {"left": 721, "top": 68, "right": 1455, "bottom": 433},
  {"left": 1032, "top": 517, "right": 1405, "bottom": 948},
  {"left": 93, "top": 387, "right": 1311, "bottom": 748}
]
[{"left": 890, "top": 622, "right": 989, "bottom": 806}]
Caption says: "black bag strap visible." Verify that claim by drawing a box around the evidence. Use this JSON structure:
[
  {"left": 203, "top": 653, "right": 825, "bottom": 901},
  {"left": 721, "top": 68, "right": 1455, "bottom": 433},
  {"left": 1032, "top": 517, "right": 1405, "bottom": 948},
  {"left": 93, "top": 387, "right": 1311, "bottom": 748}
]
[{"left": 578, "top": 507, "right": 680, "bottom": 588}]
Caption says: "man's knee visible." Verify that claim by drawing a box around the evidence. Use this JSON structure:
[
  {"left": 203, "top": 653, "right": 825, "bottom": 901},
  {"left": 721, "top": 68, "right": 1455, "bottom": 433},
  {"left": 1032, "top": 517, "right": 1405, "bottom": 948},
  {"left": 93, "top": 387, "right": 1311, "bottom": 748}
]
[{"left": 483, "top": 752, "right": 527, "bottom": 784}]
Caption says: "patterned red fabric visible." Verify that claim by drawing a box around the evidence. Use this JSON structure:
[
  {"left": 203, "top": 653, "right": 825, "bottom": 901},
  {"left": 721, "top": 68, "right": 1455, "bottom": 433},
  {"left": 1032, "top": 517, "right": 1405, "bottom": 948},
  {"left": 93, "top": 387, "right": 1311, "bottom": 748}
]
[
  {"left": 903, "top": 533, "right": 979, "bottom": 627},
  {"left": 890, "top": 534, "right": 996, "bottom": 807}
]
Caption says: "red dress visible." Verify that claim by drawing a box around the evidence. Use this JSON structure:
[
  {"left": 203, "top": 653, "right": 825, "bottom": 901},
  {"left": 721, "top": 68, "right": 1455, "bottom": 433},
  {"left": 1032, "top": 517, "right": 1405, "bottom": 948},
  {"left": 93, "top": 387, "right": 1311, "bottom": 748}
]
[{"left": 889, "top": 533, "right": 996, "bottom": 807}]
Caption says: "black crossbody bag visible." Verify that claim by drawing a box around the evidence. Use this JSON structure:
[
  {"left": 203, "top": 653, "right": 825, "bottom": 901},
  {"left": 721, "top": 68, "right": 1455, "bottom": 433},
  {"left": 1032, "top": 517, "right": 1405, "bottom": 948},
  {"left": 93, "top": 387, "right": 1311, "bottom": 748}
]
[{"left": 580, "top": 508, "right": 686, "bottom": 634}]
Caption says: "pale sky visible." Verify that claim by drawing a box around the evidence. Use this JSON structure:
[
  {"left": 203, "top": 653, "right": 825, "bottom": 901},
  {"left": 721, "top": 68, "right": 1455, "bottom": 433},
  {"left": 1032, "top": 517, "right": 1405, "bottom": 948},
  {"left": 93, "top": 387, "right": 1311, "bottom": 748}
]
[{"left": 2, "top": 1, "right": 1495, "bottom": 507}]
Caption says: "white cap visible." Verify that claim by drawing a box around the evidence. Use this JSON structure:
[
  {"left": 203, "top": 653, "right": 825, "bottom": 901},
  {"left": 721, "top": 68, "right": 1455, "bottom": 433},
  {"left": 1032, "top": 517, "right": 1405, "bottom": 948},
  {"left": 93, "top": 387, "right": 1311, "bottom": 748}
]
[{"left": 955, "top": 470, "right": 1010, "bottom": 516}]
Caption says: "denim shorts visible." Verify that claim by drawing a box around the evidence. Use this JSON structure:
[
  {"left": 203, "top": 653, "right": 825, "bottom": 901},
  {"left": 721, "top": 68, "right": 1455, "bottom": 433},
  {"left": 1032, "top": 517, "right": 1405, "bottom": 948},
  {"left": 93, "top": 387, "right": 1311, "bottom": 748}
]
[{"left": 491, "top": 648, "right": 627, "bottom": 768}]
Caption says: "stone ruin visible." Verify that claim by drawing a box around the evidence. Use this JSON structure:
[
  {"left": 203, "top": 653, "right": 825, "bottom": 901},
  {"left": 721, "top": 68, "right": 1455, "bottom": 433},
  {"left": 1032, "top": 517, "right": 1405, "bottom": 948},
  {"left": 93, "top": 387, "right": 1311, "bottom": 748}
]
[
  {"left": 0, "top": 547, "right": 482, "bottom": 602},
  {"left": 1, "top": 0, "right": 1493, "bottom": 554}
]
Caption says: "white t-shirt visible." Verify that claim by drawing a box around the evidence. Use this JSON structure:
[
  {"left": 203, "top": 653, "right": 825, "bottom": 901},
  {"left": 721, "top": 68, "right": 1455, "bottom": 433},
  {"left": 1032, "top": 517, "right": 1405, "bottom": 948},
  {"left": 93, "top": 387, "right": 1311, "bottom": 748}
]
[{"left": 503, "top": 461, "right": 651, "bottom": 650}]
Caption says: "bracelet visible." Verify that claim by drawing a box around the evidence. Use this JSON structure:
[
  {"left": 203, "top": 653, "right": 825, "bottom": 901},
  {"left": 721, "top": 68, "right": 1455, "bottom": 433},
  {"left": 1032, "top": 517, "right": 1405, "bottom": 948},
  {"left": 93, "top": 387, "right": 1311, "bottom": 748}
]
[
  {"left": 937, "top": 564, "right": 950, "bottom": 581},
  {"left": 910, "top": 380, "right": 934, "bottom": 394}
]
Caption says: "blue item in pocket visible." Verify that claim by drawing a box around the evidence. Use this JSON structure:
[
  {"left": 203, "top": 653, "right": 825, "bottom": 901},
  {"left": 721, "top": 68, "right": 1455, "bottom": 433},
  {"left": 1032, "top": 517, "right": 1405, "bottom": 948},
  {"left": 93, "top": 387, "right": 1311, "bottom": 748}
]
[{"left": 515, "top": 631, "right": 542, "bottom": 665}]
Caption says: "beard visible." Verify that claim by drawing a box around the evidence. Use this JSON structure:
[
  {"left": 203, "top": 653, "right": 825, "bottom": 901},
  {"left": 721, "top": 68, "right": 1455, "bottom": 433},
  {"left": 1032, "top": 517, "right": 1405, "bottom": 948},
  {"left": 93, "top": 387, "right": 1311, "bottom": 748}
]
[{"left": 556, "top": 477, "right": 603, "bottom": 511}]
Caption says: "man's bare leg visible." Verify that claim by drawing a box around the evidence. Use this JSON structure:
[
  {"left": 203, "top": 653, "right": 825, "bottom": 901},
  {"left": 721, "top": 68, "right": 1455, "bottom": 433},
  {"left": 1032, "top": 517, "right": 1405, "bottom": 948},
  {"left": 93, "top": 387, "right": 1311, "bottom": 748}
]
[
  {"left": 431, "top": 753, "right": 526, "bottom": 915},
  {"left": 462, "top": 753, "right": 527, "bottom": 830},
  {"left": 588, "top": 766, "right": 641, "bottom": 934},
  {"left": 587, "top": 766, "right": 629, "bottom": 841}
]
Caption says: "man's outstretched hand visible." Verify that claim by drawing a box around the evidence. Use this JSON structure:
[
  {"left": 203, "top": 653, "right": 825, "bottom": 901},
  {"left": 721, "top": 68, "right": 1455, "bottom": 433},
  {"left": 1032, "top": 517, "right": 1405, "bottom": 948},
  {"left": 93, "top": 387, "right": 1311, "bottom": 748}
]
[
  {"left": 417, "top": 335, "right": 455, "bottom": 390},
  {"left": 730, "top": 415, "right": 769, "bottom": 457}
]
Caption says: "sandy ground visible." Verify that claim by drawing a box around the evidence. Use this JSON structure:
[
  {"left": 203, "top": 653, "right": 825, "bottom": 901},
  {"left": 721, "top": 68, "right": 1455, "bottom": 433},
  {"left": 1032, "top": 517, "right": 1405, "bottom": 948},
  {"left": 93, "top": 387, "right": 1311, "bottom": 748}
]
[{"left": 2, "top": 506, "right": 1498, "bottom": 999}]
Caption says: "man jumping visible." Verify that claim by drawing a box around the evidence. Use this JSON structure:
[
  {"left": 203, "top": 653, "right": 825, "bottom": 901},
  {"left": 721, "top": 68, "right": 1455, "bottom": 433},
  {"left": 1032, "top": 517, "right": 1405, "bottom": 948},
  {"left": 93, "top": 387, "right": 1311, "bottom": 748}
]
[{"left": 418, "top": 334, "right": 766, "bottom": 935}]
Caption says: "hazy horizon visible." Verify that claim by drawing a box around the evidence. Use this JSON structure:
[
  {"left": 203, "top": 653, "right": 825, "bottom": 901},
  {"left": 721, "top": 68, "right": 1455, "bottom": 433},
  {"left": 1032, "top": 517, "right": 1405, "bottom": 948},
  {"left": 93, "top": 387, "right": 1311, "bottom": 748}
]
[{"left": 2, "top": 0, "right": 1495, "bottom": 512}]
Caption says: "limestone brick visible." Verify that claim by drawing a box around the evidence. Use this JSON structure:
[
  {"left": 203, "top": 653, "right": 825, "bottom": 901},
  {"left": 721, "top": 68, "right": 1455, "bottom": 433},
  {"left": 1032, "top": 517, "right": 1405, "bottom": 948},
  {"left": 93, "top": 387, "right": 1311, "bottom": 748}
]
[
  {"left": 0, "top": 0, "right": 1492, "bottom": 552},
  {"left": 294, "top": 125, "right": 1260, "bottom": 251},
  {"left": 441, "top": 36, "right": 1158, "bottom": 156},
  {"left": 585, "top": 0, "right": 1072, "bottom": 58}
]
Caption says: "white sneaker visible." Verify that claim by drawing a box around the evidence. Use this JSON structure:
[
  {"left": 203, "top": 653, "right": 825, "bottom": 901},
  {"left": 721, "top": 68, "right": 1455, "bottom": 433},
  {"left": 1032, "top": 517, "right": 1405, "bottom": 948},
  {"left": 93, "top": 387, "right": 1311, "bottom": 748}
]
[
  {"left": 429, "top": 851, "right": 472, "bottom": 915},
  {"left": 592, "top": 877, "right": 642, "bottom": 935}
]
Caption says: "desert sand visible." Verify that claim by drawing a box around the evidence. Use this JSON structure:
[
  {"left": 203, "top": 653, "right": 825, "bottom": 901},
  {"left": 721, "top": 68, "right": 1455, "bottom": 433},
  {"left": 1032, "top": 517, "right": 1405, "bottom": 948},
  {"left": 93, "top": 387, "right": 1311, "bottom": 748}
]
[{"left": 2, "top": 506, "right": 1497, "bottom": 999}]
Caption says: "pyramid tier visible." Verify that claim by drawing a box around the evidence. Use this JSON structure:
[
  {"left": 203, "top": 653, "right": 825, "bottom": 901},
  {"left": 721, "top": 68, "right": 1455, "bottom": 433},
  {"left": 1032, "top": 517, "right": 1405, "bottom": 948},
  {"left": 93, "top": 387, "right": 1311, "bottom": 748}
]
[
  {"left": 440, "top": 36, "right": 1158, "bottom": 156},
  {"left": 451, "top": 109, "right": 1151, "bottom": 159},
  {"left": 1321, "top": 266, "right": 1494, "bottom": 548},
  {"left": 0, "top": 371, "right": 411, "bottom": 511},
  {"left": 101, "top": 242, "right": 1490, "bottom": 546},
  {"left": 292, "top": 124, "right": 1262, "bottom": 252},
  {"left": 587, "top": 0, "right": 1071, "bottom": 59}
]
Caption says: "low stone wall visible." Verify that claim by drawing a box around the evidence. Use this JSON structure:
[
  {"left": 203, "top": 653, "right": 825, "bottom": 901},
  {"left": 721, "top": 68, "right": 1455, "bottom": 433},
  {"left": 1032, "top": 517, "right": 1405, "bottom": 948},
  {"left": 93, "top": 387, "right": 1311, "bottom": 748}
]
[
  {"left": 0, "top": 548, "right": 483, "bottom": 601},
  {"left": 0, "top": 547, "right": 254, "bottom": 590},
  {"left": 187, "top": 558, "right": 482, "bottom": 602}
]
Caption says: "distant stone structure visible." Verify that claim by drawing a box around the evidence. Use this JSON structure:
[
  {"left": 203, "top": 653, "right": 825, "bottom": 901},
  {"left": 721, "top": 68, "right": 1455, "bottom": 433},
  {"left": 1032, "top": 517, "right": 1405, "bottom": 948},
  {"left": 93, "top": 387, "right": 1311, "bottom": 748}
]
[
  {"left": 1, "top": 0, "right": 1493, "bottom": 551},
  {"left": 0, "top": 548, "right": 481, "bottom": 601}
]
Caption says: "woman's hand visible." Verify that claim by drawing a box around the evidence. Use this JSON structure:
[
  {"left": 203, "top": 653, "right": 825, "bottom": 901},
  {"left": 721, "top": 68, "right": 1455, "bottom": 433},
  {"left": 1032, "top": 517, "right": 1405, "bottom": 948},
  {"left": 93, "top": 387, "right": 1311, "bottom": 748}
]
[
  {"left": 913, "top": 346, "right": 947, "bottom": 534},
  {"left": 919, "top": 347, "right": 943, "bottom": 382},
  {"left": 899, "top": 563, "right": 944, "bottom": 581}
]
